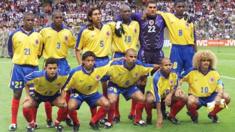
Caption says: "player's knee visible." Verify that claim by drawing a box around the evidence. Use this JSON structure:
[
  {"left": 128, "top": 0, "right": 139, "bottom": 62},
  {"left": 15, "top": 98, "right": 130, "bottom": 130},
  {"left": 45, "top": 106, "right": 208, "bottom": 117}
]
[
  {"left": 146, "top": 92, "right": 154, "bottom": 104},
  {"left": 103, "top": 100, "right": 110, "bottom": 110},
  {"left": 187, "top": 95, "right": 197, "bottom": 105},
  {"left": 68, "top": 101, "right": 78, "bottom": 111},
  {"left": 13, "top": 90, "right": 22, "bottom": 99},
  {"left": 137, "top": 95, "right": 145, "bottom": 103},
  {"left": 108, "top": 95, "right": 117, "bottom": 105},
  {"left": 23, "top": 101, "right": 32, "bottom": 108}
]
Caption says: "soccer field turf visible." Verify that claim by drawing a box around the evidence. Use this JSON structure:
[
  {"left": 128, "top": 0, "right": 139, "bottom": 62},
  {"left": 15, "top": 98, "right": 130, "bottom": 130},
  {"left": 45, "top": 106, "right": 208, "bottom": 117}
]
[{"left": 0, "top": 47, "right": 234, "bottom": 132}]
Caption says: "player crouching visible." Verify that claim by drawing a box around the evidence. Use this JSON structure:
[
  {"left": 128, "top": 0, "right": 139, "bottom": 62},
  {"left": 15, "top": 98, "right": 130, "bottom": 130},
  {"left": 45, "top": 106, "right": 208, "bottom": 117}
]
[
  {"left": 145, "top": 58, "right": 187, "bottom": 128},
  {"left": 182, "top": 50, "right": 230, "bottom": 123},
  {"left": 22, "top": 58, "right": 67, "bottom": 132}
]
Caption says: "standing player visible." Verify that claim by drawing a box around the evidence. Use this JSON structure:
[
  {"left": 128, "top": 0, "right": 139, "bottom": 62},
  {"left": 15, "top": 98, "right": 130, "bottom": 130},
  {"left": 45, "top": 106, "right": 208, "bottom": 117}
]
[
  {"left": 181, "top": 50, "right": 230, "bottom": 123},
  {"left": 99, "top": 48, "right": 155, "bottom": 127},
  {"left": 40, "top": 10, "right": 77, "bottom": 127},
  {"left": 7, "top": 12, "right": 43, "bottom": 131},
  {"left": 108, "top": 4, "right": 140, "bottom": 122},
  {"left": 125, "top": 0, "right": 167, "bottom": 119},
  {"left": 158, "top": 0, "right": 196, "bottom": 79},
  {"left": 22, "top": 58, "right": 68, "bottom": 132},
  {"left": 145, "top": 58, "right": 186, "bottom": 128},
  {"left": 75, "top": 7, "right": 112, "bottom": 118},
  {"left": 62, "top": 51, "right": 110, "bottom": 131}
]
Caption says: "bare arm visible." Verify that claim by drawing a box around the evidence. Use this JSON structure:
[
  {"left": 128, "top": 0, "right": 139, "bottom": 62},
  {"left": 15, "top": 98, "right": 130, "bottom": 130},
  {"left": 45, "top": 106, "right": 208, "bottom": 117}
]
[
  {"left": 156, "top": 102, "right": 163, "bottom": 128},
  {"left": 75, "top": 49, "right": 82, "bottom": 65}
]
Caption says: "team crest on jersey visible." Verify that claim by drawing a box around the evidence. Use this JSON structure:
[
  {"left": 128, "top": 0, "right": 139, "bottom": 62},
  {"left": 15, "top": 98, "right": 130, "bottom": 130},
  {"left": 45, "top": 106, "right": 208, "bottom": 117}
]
[
  {"left": 65, "top": 36, "right": 68, "bottom": 41},
  {"left": 173, "top": 62, "right": 177, "bottom": 69},
  {"left": 148, "top": 20, "right": 155, "bottom": 26},
  {"left": 125, "top": 80, "right": 130, "bottom": 86},
  {"left": 210, "top": 77, "right": 214, "bottom": 83},
  {"left": 135, "top": 73, "right": 138, "bottom": 77},
  {"left": 134, "top": 28, "right": 137, "bottom": 33},
  {"left": 106, "top": 31, "right": 110, "bottom": 36},
  {"left": 169, "top": 80, "right": 174, "bottom": 85},
  {"left": 35, "top": 39, "right": 39, "bottom": 44},
  {"left": 57, "top": 83, "right": 62, "bottom": 87},
  {"left": 96, "top": 75, "right": 100, "bottom": 80}
]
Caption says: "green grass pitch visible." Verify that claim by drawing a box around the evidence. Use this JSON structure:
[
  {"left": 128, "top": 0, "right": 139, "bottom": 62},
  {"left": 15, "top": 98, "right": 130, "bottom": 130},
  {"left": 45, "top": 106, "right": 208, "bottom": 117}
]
[{"left": 0, "top": 47, "right": 234, "bottom": 132}]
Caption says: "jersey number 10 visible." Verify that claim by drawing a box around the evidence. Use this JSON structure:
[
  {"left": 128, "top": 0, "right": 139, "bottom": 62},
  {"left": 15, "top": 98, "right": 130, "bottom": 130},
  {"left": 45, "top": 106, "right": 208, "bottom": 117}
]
[{"left": 201, "top": 87, "right": 209, "bottom": 93}]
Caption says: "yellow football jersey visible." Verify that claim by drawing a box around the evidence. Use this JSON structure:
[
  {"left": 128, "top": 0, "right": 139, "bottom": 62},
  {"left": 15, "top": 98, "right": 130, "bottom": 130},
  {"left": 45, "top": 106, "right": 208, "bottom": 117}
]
[
  {"left": 182, "top": 70, "right": 224, "bottom": 97},
  {"left": 40, "top": 25, "right": 76, "bottom": 59},
  {"left": 158, "top": 12, "right": 195, "bottom": 45},
  {"left": 108, "top": 21, "right": 140, "bottom": 53},
  {"left": 63, "top": 65, "right": 109, "bottom": 95},
  {"left": 8, "top": 29, "right": 43, "bottom": 66},
  {"left": 25, "top": 70, "right": 67, "bottom": 96},
  {"left": 107, "top": 59, "right": 153, "bottom": 88},
  {"left": 150, "top": 70, "right": 178, "bottom": 102},
  {"left": 75, "top": 24, "right": 112, "bottom": 57}
]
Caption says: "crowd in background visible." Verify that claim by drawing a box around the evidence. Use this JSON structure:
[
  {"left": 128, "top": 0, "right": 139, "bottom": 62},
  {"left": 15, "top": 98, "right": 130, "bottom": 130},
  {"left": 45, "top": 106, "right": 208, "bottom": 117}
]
[{"left": 0, "top": 0, "right": 234, "bottom": 57}]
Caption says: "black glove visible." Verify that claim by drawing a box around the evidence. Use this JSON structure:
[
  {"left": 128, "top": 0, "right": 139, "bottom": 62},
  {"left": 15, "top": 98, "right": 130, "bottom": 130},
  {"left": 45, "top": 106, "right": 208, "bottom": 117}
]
[{"left": 115, "top": 21, "right": 124, "bottom": 37}]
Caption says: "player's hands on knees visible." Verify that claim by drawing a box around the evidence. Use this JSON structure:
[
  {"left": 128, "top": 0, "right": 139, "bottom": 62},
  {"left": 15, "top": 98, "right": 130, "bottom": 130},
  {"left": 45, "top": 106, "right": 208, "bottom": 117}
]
[
  {"left": 175, "top": 88, "right": 184, "bottom": 97},
  {"left": 23, "top": 95, "right": 33, "bottom": 104},
  {"left": 156, "top": 114, "right": 163, "bottom": 128},
  {"left": 164, "top": 95, "right": 172, "bottom": 106},
  {"left": 58, "top": 98, "right": 67, "bottom": 108}
]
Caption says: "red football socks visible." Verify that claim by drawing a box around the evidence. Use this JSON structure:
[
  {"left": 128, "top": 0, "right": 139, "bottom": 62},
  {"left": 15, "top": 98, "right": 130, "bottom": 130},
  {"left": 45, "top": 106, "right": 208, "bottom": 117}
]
[
  {"left": 134, "top": 102, "right": 145, "bottom": 122},
  {"left": 91, "top": 107, "right": 108, "bottom": 124},
  {"left": 69, "top": 110, "right": 80, "bottom": 125},
  {"left": 209, "top": 104, "right": 223, "bottom": 116},
  {"left": 90, "top": 107, "right": 97, "bottom": 118},
  {"left": 130, "top": 99, "right": 137, "bottom": 116},
  {"left": 11, "top": 98, "right": 20, "bottom": 124},
  {"left": 188, "top": 103, "right": 198, "bottom": 117},
  {"left": 23, "top": 107, "right": 33, "bottom": 123},
  {"left": 169, "top": 99, "right": 185, "bottom": 118},
  {"left": 44, "top": 102, "right": 52, "bottom": 121},
  {"left": 145, "top": 103, "right": 153, "bottom": 117}
]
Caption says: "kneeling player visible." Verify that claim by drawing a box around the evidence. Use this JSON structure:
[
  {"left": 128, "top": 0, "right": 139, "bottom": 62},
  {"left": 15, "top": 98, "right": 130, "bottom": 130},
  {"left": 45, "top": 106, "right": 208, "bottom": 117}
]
[
  {"left": 145, "top": 58, "right": 187, "bottom": 128},
  {"left": 182, "top": 50, "right": 230, "bottom": 123},
  {"left": 22, "top": 58, "right": 67, "bottom": 132},
  {"left": 62, "top": 51, "right": 110, "bottom": 130}
]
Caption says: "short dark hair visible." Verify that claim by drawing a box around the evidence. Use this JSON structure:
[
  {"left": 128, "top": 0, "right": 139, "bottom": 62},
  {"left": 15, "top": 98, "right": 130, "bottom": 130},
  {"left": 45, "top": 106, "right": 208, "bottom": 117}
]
[
  {"left": 146, "top": 0, "right": 156, "bottom": 6},
  {"left": 82, "top": 51, "right": 96, "bottom": 60},
  {"left": 174, "top": 0, "right": 185, "bottom": 5},
  {"left": 45, "top": 57, "right": 58, "bottom": 67}
]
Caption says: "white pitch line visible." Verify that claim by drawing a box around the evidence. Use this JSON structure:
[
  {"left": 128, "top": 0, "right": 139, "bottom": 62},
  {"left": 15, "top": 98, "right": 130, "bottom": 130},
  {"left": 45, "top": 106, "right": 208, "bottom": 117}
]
[{"left": 221, "top": 75, "right": 235, "bottom": 80}]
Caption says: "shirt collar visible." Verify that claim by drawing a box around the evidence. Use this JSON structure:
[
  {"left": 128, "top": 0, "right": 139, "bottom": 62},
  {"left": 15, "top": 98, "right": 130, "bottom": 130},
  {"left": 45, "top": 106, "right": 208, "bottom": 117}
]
[
  {"left": 81, "top": 65, "right": 94, "bottom": 75},
  {"left": 50, "top": 23, "right": 65, "bottom": 31},
  {"left": 44, "top": 70, "right": 58, "bottom": 82},
  {"left": 20, "top": 27, "right": 34, "bottom": 35},
  {"left": 159, "top": 70, "right": 169, "bottom": 79},
  {"left": 123, "top": 60, "right": 135, "bottom": 71}
]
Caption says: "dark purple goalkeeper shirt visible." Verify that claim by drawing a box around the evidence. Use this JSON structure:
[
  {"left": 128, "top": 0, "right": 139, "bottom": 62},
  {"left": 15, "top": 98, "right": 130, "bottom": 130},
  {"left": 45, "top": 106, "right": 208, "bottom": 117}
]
[{"left": 132, "top": 13, "right": 166, "bottom": 52}]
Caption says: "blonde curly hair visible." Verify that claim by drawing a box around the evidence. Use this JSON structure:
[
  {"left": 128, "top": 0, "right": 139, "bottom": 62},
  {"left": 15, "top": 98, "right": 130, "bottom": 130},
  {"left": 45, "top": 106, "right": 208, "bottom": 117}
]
[{"left": 192, "top": 50, "right": 217, "bottom": 70}]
